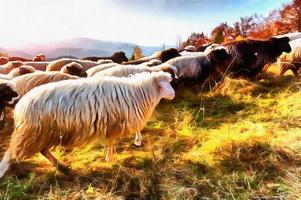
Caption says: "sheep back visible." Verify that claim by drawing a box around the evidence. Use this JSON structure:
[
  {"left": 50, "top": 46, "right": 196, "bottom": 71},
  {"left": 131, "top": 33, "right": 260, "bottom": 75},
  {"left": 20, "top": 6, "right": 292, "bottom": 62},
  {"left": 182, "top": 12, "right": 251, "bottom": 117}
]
[{"left": 11, "top": 71, "right": 79, "bottom": 97}]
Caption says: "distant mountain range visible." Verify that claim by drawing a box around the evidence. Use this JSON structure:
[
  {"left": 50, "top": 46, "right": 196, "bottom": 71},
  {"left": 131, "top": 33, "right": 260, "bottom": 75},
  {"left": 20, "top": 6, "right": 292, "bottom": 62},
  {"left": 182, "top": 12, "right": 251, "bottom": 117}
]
[{"left": 0, "top": 38, "right": 167, "bottom": 60}]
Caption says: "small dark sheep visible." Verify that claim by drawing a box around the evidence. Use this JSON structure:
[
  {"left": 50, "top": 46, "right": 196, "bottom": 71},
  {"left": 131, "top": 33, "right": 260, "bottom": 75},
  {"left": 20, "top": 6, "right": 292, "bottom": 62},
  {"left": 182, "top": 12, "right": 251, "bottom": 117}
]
[
  {"left": 123, "top": 48, "right": 181, "bottom": 65},
  {"left": 0, "top": 81, "right": 18, "bottom": 130},
  {"left": 82, "top": 51, "right": 128, "bottom": 64},
  {"left": 60, "top": 62, "right": 87, "bottom": 77}
]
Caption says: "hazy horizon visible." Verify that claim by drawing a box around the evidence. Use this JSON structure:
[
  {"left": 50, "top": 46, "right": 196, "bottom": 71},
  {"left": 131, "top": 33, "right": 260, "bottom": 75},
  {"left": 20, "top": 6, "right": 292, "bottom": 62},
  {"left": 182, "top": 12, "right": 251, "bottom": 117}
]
[{"left": 0, "top": 0, "right": 291, "bottom": 48}]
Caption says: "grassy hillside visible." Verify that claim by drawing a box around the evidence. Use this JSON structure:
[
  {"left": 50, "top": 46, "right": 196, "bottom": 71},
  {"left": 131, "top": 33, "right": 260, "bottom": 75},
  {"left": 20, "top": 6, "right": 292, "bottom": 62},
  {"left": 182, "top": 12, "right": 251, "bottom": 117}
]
[{"left": 0, "top": 66, "right": 301, "bottom": 199}]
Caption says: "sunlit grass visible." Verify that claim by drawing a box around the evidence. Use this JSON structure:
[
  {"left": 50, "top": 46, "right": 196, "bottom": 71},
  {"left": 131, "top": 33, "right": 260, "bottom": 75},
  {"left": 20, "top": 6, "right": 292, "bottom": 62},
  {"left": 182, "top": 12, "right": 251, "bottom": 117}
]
[{"left": 1, "top": 65, "right": 301, "bottom": 199}]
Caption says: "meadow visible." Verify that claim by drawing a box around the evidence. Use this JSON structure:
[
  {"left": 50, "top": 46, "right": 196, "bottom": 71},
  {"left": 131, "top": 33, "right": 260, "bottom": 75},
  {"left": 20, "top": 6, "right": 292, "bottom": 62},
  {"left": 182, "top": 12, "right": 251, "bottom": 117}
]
[{"left": 0, "top": 65, "right": 301, "bottom": 199}]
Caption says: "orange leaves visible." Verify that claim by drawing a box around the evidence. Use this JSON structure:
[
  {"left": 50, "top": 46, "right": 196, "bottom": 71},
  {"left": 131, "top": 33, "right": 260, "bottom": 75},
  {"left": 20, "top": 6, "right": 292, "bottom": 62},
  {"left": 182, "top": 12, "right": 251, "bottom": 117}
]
[{"left": 183, "top": 0, "right": 301, "bottom": 47}]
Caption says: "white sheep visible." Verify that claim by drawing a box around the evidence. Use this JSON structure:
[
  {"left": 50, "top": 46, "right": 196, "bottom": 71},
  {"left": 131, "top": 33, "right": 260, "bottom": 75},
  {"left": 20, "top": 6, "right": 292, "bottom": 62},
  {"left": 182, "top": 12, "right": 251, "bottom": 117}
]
[
  {"left": 92, "top": 64, "right": 177, "bottom": 79},
  {"left": 11, "top": 71, "right": 79, "bottom": 97},
  {"left": 275, "top": 32, "right": 301, "bottom": 41},
  {"left": 144, "top": 59, "right": 162, "bottom": 66},
  {"left": 46, "top": 58, "right": 99, "bottom": 72},
  {"left": 166, "top": 46, "right": 230, "bottom": 83},
  {"left": 180, "top": 44, "right": 220, "bottom": 56},
  {"left": 97, "top": 59, "right": 114, "bottom": 65},
  {"left": 87, "top": 60, "right": 164, "bottom": 77},
  {"left": 278, "top": 38, "right": 301, "bottom": 76},
  {"left": 86, "top": 63, "right": 120, "bottom": 77},
  {"left": 91, "top": 64, "right": 176, "bottom": 147},
  {"left": 0, "top": 71, "right": 175, "bottom": 176},
  {"left": 184, "top": 45, "right": 197, "bottom": 52}
]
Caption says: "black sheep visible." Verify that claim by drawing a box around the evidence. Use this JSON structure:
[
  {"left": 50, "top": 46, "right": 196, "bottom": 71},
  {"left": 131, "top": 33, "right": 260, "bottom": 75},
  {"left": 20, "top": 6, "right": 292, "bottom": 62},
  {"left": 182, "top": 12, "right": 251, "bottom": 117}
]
[{"left": 224, "top": 37, "right": 291, "bottom": 78}]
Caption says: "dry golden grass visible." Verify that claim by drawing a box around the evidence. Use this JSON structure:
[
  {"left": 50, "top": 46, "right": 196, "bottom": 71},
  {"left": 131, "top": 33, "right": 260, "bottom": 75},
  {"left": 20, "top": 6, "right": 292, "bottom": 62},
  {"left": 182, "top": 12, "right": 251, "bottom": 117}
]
[{"left": 1, "top": 64, "right": 301, "bottom": 199}]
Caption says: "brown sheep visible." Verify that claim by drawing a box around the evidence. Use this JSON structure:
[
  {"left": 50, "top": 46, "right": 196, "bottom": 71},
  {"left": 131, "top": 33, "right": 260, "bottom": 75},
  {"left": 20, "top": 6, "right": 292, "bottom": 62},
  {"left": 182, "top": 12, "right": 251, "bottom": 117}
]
[
  {"left": 0, "top": 61, "right": 24, "bottom": 74},
  {"left": 123, "top": 48, "right": 181, "bottom": 65},
  {"left": 32, "top": 54, "right": 46, "bottom": 62},
  {"left": 8, "top": 57, "right": 32, "bottom": 62},
  {"left": 82, "top": 51, "right": 128, "bottom": 64},
  {"left": 0, "top": 57, "right": 9, "bottom": 65},
  {"left": 60, "top": 62, "right": 87, "bottom": 77}
]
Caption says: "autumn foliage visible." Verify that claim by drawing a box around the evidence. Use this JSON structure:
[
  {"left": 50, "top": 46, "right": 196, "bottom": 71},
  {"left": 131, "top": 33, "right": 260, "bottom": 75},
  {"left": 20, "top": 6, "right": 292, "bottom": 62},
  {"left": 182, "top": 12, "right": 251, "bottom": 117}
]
[{"left": 183, "top": 0, "right": 301, "bottom": 48}]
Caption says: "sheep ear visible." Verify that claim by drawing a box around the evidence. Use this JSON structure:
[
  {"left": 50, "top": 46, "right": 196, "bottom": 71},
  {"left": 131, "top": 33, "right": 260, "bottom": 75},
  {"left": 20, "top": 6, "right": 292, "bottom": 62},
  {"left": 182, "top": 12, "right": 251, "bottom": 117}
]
[
  {"left": 158, "top": 78, "right": 173, "bottom": 89},
  {"left": 212, "top": 49, "right": 229, "bottom": 62},
  {"left": 158, "top": 80, "right": 168, "bottom": 88}
]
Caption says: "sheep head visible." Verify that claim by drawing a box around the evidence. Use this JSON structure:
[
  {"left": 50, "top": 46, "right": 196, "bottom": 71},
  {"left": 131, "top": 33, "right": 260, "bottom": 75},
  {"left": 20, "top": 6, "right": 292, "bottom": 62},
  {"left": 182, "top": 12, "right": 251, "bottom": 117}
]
[
  {"left": 154, "top": 72, "right": 175, "bottom": 100},
  {"left": 112, "top": 51, "right": 128, "bottom": 63},
  {"left": 270, "top": 37, "right": 291, "bottom": 54},
  {"left": 159, "top": 48, "right": 181, "bottom": 63},
  {"left": 0, "top": 81, "right": 19, "bottom": 130},
  {"left": 61, "top": 62, "right": 87, "bottom": 77}
]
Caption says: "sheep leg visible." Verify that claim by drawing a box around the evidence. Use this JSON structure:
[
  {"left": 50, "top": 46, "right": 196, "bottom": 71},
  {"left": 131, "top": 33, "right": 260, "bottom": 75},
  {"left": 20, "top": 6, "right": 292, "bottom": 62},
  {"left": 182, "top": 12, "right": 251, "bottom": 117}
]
[
  {"left": 279, "top": 65, "right": 289, "bottom": 77},
  {"left": 105, "top": 141, "right": 115, "bottom": 162},
  {"left": 41, "top": 149, "right": 71, "bottom": 174},
  {"left": 292, "top": 68, "right": 299, "bottom": 77},
  {"left": 133, "top": 131, "right": 142, "bottom": 147}
]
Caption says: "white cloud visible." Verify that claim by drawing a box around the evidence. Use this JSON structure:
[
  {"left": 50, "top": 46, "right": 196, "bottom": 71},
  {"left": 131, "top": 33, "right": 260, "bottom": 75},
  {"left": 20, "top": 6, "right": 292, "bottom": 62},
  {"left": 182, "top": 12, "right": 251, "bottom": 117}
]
[
  {"left": 0, "top": 0, "right": 204, "bottom": 47},
  {"left": 0, "top": 0, "right": 291, "bottom": 48}
]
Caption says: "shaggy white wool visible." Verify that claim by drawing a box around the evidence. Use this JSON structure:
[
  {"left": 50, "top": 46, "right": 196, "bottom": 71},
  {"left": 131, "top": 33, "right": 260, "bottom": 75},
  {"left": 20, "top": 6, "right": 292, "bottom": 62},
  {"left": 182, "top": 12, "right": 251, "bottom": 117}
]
[
  {"left": 93, "top": 64, "right": 177, "bottom": 78},
  {"left": 2, "top": 71, "right": 173, "bottom": 165}
]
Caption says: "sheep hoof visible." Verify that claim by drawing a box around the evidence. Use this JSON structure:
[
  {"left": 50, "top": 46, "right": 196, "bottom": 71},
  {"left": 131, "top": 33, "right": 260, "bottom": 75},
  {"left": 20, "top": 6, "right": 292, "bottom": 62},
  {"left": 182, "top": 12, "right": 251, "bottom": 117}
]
[{"left": 132, "top": 143, "right": 144, "bottom": 148}]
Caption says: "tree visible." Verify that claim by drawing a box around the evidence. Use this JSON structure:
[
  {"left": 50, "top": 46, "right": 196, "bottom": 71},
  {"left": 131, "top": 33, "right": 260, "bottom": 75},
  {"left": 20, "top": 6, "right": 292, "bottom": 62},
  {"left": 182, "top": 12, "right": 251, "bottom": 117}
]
[
  {"left": 182, "top": 32, "right": 209, "bottom": 48},
  {"left": 276, "top": 0, "right": 301, "bottom": 34},
  {"left": 0, "top": 51, "right": 8, "bottom": 57},
  {"left": 132, "top": 46, "right": 143, "bottom": 60},
  {"left": 211, "top": 23, "right": 228, "bottom": 43},
  {"left": 249, "top": 11, "right": 278, "bottom": 39},
  {"left": 182, "top": 0, "right": 300, "bottom": 46}
]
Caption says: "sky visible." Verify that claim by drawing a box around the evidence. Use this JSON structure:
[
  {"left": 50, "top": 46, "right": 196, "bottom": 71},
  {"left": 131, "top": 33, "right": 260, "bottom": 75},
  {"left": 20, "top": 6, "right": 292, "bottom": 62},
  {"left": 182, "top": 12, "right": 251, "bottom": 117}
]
[{"left": 0, "top": 0, "right": 292, "bottom": 48}]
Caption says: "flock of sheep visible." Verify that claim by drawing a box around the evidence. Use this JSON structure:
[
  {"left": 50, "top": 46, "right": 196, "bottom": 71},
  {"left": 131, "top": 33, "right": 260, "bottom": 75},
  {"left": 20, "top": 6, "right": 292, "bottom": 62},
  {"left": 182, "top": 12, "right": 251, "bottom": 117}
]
[{"left": 0, "top": 32, "right": 300, "bottom": 177}]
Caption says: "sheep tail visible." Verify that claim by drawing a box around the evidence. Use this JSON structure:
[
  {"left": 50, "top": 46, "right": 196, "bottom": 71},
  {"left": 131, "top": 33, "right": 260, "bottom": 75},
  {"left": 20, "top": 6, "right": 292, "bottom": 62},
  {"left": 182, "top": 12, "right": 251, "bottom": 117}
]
[{"left": 0, "top": 150, "right": 11, "bottom": 178}]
